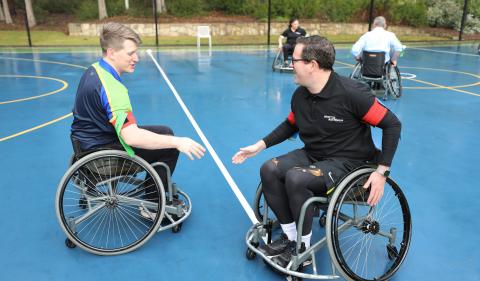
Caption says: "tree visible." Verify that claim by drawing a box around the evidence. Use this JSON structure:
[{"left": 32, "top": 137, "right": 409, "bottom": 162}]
[
  {"left": 125, "top": 0, "right": 129, "bottom": 10},
  {"left": 156, "top": 0, "right": 166, "bottom": 13},
  {"left": 24, "top": 0, "right": 36, "bottom": 27},
  {"left": 0, "top": 2, "right": 5, "bottom": 21},
  {"left": 98, "top": 0, "right": 108, "bottom": 20},
  {"left": 1, "top": 0, "right": 12, "bottom": 24}
]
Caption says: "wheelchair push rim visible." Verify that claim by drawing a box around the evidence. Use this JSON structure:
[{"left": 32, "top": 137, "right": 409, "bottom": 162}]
[
  {"left": 56, "top": 150, "right": 166, "bottom": 255},
  {"left": 326, "top": 167, "right": 412, "bottom": 281},
  {"left": 386, "top": 64, "right": 402, "bottom": 99}
]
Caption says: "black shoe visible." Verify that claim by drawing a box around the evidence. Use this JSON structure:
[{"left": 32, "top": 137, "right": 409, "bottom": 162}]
[
  {"left": 271, "top": 242, "right": 312, "bottom": 268},
  {"left": 258, "top": 233, "right": 291, "bottom": 257}
]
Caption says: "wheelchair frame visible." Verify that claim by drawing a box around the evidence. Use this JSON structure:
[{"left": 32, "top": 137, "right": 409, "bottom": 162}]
[
  {"left": 56, "top": 149, "right": 192, "bottom": 255},
  {"left": 350, "top": 60, "right": 402, "bottom": 101},
  {"left": 245, "top": 166, "right": 412, "bottom": 281},
  {"left": 272, "top": 49, "right": 294, "bottom": 73}
]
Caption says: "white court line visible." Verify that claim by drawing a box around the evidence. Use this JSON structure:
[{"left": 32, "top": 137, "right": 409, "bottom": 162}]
[
  {"left": 409, "top": 46, "right": 480, "bottom": 57},
  {"left": 146, "top": 49, "right": 258, "bottom": 225}
]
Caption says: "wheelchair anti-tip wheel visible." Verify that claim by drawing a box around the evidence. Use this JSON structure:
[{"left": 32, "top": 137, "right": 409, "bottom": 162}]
[
  {"left": 326, "top": 167, "right": 411, "bottom": 281},
  {"left": 56, "top": 150, "right": 166, "bottom": 255}
]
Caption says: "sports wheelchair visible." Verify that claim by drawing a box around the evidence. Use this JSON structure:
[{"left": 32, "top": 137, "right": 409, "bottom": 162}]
[
  {"left": 272, "top": 49, "right": 294, "bottom": 73},
  {"left": 55, "top": 141, "right": 191, "bottom": 255},
  {"left": 245, "top": 166, "right": 411, "bottom": 281},
  {"left": 350, "top": 51, "right": 402, "bottom": 101}
]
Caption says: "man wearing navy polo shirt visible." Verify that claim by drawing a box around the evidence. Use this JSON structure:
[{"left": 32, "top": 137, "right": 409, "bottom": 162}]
[{"left": 71, "top": 22, "right": 205, "bottom": 206}]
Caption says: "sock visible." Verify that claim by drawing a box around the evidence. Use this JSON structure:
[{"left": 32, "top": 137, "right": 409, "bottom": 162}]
[
  {"left": 301, "top": 232, "right": 312, "bottom": 249},
  {"left": 280, "top": 222, "right": 297, "bottom": 241}
]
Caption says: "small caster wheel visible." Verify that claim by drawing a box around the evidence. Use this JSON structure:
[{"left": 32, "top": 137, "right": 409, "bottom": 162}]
[
  {"left": 246, "top": 248, "right": 256, "bottom": 260},
  {"left": 65, "top": 238, "right": 76, "bottom": 249},
  {"left": 172, "top": 223, "right": 182, "bottom": 233},
  {"left": 319, "top": 214, "right": 326, "bottom": 227},
  {"left": 387, "top": 245, "right": 399, "bottom": 260}
]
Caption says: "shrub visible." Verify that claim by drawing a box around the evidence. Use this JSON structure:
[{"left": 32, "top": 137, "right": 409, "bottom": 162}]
[
  {"left": 390, "top": 0, "right": 428, "bottom": 27},
  {"left": 165, "top": 0, "right": 203, "bottom": 17},
  {"left": 427, "top": 0, "right": 461, "bottom": 28},
  {"left": 75, "top": 0, "right": 98, "bottom": 21}
]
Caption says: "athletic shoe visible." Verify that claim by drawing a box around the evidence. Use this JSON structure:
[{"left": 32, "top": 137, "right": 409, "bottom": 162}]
[
  {"left": 258, "top": 233, "right": 291, "bottom": 257},
  {"left": 139, "top": 206, "right": 157, "bottom": 220},
  {"left": 271, "top": 242, "right": 312, "bottom": 268}
]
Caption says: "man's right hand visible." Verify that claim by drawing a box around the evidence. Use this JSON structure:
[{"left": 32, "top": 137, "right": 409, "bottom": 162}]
[
  {"left": 177, "top": 137, "right": 206, "bottom": 160},
  {"left": 232, "top": 140, "right": 266, "bottom": 164}
]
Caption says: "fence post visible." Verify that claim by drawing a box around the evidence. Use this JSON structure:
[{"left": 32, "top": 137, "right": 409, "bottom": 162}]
[{"left": 458, "top": 0, "right": 469, "bottom": 41}]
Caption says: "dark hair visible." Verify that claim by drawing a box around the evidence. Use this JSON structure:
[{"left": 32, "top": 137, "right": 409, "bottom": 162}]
[
  {"left": 288, "top": 18, "right": 298, "bottom": 28},
  {"left": 296, "top": 36, "right": 336, "bottom": 70}
]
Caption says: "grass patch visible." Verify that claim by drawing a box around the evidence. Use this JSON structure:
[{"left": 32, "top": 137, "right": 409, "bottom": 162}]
[{"left": 0, "top": 30, "right": 451, "bottom": 47}]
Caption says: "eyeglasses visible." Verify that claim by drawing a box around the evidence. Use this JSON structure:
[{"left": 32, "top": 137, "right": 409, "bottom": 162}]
[{"left": 291, "top": 58, "right": 310, "bottom": 65}]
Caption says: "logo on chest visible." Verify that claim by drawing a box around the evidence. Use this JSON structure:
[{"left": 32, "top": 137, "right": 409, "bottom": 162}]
[{"left": 323, "top": 115, "right": 344, "bottom": 122}]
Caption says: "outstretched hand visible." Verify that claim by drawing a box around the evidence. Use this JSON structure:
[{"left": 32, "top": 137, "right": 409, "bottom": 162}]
[
  {"left": 232, "top": 141, "right": 266, "bottom": 164},
  {"left": 177, "top": 137, "right": 206, "bottom": 160}
]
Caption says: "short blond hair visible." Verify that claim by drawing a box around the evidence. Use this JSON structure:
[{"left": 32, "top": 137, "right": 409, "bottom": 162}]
[{"left": 100, "top": 22, "right": 141, "bottom": 53}]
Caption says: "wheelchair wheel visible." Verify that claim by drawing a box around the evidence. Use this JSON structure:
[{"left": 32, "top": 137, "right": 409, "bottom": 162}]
[
  {"left": 56, "top": 150, "right": 166, "bottom": 255},
  {"left": 349, "top": 62, "right": 362, "bottom": 80},
  {"left": 272, "top": 50, "right": 283, "bottom": 71},
  {"left": 386, "top": 64, "right": 402, "bottom": 99},
  {"left": 326, "top": 167, "right": 411, "bottom": 281},
  {"left": 253, "top": 183, "right": 279, "bottom": 243}
]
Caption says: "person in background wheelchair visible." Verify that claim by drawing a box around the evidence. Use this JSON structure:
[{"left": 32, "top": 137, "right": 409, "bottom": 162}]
[
  {"left": 233, "top": 36, "right": 401, "bottom": 268},
  {"left": 278, "top": 18, "right": 307, "bottom": 67},
  {"left": 71, "top": 22, "right": 205, "bottom": 215},
  {"left": 351, "top": 16, "right": 403, "bottom": 69}
]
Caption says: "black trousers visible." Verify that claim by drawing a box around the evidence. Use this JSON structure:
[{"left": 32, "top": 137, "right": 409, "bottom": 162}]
[
  {"left": 282, "top": 43, "right": 295, "bottom": 61},
  {"left": 260, "top": 149, "right": 365, "bottom": 235}
]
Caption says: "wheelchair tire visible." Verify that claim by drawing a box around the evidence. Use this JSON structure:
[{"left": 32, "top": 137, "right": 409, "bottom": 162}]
[
  {"left": 253, "top": 183, "right": 279, "bottom": 228},
  {"left": 56, "top": 150, "right": 166, "bottom": 255},
  {"left": 386, "top": 64, "right": 402, "bottom": 99},
  {"left": 349, "top": 62, "right": 362, "bottom": 80},
  {"left": 326, "top": 167, "right": 411, "bottom": 281}
]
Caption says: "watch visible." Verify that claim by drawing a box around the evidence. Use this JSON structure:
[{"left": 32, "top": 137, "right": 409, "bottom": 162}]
[{"left": 376, "top": 168, "right": 390, "bottom": 177}]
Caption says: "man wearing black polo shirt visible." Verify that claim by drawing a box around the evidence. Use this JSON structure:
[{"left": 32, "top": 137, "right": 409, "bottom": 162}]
[{"left": 232, "top": 36, "right": 401, "bottom": 267}]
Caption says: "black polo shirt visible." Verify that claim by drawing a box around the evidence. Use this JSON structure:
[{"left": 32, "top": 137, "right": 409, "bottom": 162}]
[
  {"left": 263, "top": 72, "right": 401, "bottom": 166},
  {"left": 282, "top": 27, "right": 307, "bottom": 45}
]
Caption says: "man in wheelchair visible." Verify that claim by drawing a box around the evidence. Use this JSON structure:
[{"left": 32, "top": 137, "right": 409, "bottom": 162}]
[
  {"left": 233, "top": 36, "right": 401, "bottom": 268},
  {"left": 351, "top": 16, "right": 403, "bottom": 97},
  {"left": 71, "top": 22, "right": 205, "bottom": 211},
  {"left": 351, "top": 16, "right": 403, "bottom": 69}
]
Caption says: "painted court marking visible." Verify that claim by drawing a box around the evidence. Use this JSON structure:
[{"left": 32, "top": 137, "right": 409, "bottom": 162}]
[{"left": 146, "top": 49, "right": 258, "bottom": 224}]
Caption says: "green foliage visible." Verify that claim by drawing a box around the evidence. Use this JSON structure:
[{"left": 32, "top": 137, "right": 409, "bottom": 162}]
[
  {"left": 427, "top": 0, "right": 461, "bottom": 28},
  {"left": 106, "top": 0, "right": 127, "bottom": 17},
  {"left": 75, "top": 0, "right": 98, "bottom": 21},
  {"left": 165, "top": 0, "right": 204, "bottom": 17},
  {"left": 319, "top": 0, "right": 366, "bottom": 22},
  {"left": 390, "top": 0, "right": 428, "bottom": 27},
  {"left": 35, "top": 0, "right": 82, "bottom": 14}
]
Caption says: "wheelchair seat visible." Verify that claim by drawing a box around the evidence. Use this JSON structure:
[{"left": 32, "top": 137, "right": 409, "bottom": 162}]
[
  {"left": 350, "top": 51, "right": 402, "bottom": 101},
  {"left": 246, "top": 166, "right": 412, "bottom": 281},
  {"left": 56, "top": 138, "right": 192, "bottom": 255}
]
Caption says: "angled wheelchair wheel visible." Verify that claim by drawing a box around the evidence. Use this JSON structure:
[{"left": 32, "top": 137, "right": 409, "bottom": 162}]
[
  {"left": 56, "top": 150, "right": 166, "bottom": 255},
  {"left": 349, "top": 62, "right": 362, "bottom": 80},
  {"left": 386, "top": 64, "right": 402, "bottom": 99},
  {"left": 326, "top": 167, "right": 411, "bottom": 281},
  {"left": 253, "top": 183, "right": 279, "bottom": 232}
]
